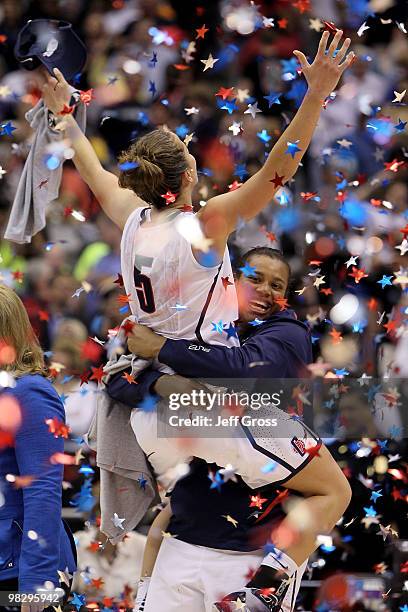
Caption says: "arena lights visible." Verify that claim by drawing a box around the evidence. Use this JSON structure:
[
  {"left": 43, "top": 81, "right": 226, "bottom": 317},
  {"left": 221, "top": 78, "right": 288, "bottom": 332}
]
[
  {"left": 221, "top": 1, "right": 260, "bottom": 36},
  {"left": 122, "top": 59, "right": 142, "bottom": 75}
]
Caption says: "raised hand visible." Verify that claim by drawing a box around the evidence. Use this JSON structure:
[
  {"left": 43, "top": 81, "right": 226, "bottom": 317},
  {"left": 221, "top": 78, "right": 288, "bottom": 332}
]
[
  {"left": 41, "top": 67, "right": 73, "bottom": 115},
  {"left": 293, "top": 29, "right": 354, "bottom": 100}
]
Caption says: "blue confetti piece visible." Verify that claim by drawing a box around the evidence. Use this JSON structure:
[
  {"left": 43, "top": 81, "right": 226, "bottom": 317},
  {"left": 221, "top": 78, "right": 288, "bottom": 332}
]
[
  {"left": 338, "top": 198, "right": 368, "bottom": 226},
  {"left": 0, "top": 121, "right": 17, "bottom": 136},
  {"left": 196, "top": 250, "right": 219, "bottom": 267},
  {"left": 138, "top": 394, "right": 158, "bottom": 412},
  {"left": 79, "top": 465, "right": 95, "bottom": 475},
  {"left": 175, "top": 124, "right": 189, "bottom": 138},
  {"left": 261, "top": 460, "right": 277, "bottom": 473},
  {"left": 239, "top": 262, "right": 256, "bottom": 277},
  {"left": 257, "top": 129, "right": 271, "bottom": 143},
  {"left": 138, "top": 111, "right": 149, "bottom": 126},
  {"left": 44, "top": 154, "right": 61, "bottom": 170},
  {"left": 234, "top": 163, "right": 248, "bottom": 180},
  {"left": 118, "top": 161, "right": 139, "bottom": 171},
  {"left": 320, "top": 544, "right": 336, "bottom": 553},
  {"left": 199, "top": 167, "right": 213, "bottom": 177},
  {"left": 211, "top": 321, "right": 225, "bottom": 335}
]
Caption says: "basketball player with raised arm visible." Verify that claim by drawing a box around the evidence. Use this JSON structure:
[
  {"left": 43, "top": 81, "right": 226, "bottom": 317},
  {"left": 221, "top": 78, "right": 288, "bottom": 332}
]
[{"left": 41, "top": 30, "right": 354, "bottom": 611}]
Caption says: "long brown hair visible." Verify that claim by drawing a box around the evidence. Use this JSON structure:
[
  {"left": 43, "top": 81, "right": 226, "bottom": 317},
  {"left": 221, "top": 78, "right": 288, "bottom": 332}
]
[
  {"left": 0, "top": 284, "right": 47, "bottom": 377},
  {"left": 118, "top": 128, "right": 188, "bottom": 209}
]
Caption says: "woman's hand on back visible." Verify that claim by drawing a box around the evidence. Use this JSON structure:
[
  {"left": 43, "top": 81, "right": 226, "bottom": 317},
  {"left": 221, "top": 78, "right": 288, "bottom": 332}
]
[{"left": 127, "top": 323, "right": 166, "bottom": 359}]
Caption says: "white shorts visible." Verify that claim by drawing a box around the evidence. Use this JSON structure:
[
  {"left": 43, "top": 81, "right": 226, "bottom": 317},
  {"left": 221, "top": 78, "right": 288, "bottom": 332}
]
[
  {"left": 131, "top": 403, "right": 321, "bottom": 488},
  {"left": 144, "top": 537, "right": 307, "bottom": 612}
]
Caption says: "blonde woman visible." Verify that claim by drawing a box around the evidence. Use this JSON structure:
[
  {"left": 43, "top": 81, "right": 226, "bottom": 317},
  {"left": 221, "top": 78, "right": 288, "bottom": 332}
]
[{"left": 0, "top": 285, "right": 76, "bottom": 612}]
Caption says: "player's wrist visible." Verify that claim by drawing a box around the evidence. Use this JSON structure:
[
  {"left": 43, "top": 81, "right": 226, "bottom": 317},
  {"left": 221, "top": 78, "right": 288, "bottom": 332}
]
[
  {"left": 304, "top": 88, "right": 324, "bottom": 104},
  {"left": 153, "top": 373, "right": 173, "bottom": 396},
  {"left": 152, "top": 335, "right": 166, "bottom": 357}
]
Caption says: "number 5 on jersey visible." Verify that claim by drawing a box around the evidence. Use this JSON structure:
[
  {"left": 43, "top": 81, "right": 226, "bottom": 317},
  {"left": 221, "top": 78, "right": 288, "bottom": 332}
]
[{"left": 133, "top": 266, "right": 156, "bottom": 313}]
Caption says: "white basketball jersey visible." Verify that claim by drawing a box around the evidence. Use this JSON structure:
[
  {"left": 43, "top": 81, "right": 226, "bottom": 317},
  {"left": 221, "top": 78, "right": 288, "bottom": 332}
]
[{"left": 120, "top": 207, "right": 239, "bottom": 347}]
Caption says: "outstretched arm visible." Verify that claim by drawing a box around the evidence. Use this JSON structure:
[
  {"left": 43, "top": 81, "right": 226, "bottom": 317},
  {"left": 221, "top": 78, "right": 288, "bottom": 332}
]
[
  {"left": 198, "top": 30, "right": 354, "bottom": 251},
  {"left": 126, "top": 322, "right": 306, "bottom": 378},
  {"left": 41, "top": 68, "right": 144, "bottom": 229}
]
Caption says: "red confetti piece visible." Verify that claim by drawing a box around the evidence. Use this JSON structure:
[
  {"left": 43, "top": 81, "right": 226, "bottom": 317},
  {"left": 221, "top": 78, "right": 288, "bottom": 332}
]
[
  {"left": 323, "top": 21, "right": 339, "bottom": 33},
  {"left": 384, "top": 158, "right": 404, "bottom": 172},
  {"left": 274, "top": 296, "right": 289, "bottom": 311},
  {"left": 161, "top": 190, "right": 178, "bottom": 204},
  {"left": 215, "top": 87, "right": 235, "bottom": 100},
  {"left": 348, "top": 266, "right": 368, "bottom": 284},
  {"left": 301, "top": 191, "right": 318, "bottom": 201},
  {"left": 270, "top": 172, "right": 285, "bottom": 188},
  {"left": 117, "top": 293, "right": 132, "bottom": 304},
  {"left": 383, "top": 319, "right": 397, "bottom": 335},
  {"left": 113, "top": 273, "right": 124, "bottom": 287},
  {"left": 59, "top": 103, "right": 75, "bottom": 115},
  {"left": 80, "top": 338, "right": 104, "bottom": 361},
  {"left": 122, "top": 371, "right": 137, "bottom": 384},
  {"left": 90, "top": 365, "right": 105, "bottom": 384},
  {"left": 46, "top": 417, "right": 71, "bottom": 439},
  {"left": 265, "top": 231, "right": 277, "bottom": 242},
  {"left": 0, "top": 430, "right": 14, "bottom": 449},
  {"left": 388, "top": 468, "right": 407, "bottom": 483},
  {"left": 121, "top": 320, "right": 135, "bottom": 336},
  {"left": 329, "top": 328, "right": 343, "bottom": 344},
  {"left": 400, "top": 223, "right": 408, "bottom": 239},
  {"left": 88, "top": 540, "right": 101, "bottom": 552},
  {"left": 12, "top": 270, "right": 24, "bottom": 283},
  {"left": 79, "top": 89, "right": 94, "bottom": 105},
  {"left": 196, "top": 24, "right": 209, "bottom": 39},
  {"left": 249, "top": 494, "right": 268, "bottom": 509},
  {"left": 38, "top": 310, "right": 49, "bottom": 321},
  {"left": 228, "top": 180, "right": 242, "bottom": 191},
  {"left": 79, "top": 371, "right": 90, "bottom": 386},
  {"left": 293, "top": 0, "right": 311, "bottom": 13}
]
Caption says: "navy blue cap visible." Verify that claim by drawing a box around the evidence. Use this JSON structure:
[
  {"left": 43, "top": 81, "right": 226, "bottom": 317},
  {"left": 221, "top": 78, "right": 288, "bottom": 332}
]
[{"left": 15, "top": 19, "right": 87, "bottom": 83}]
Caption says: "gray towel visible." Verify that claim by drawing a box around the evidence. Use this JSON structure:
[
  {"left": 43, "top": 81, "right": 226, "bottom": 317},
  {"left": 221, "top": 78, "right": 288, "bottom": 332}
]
[
  {"left": 85, "top": 355, "right": 160, "bottom": 544},
  {"left": 4, "top": 93, "right": 86, "bottom": 244}
]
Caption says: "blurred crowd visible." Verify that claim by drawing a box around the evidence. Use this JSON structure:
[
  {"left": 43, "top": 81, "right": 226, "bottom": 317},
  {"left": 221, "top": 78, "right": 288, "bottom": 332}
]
[{"left": 0, "top": 0, "right": 408, "bottom": 609}]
